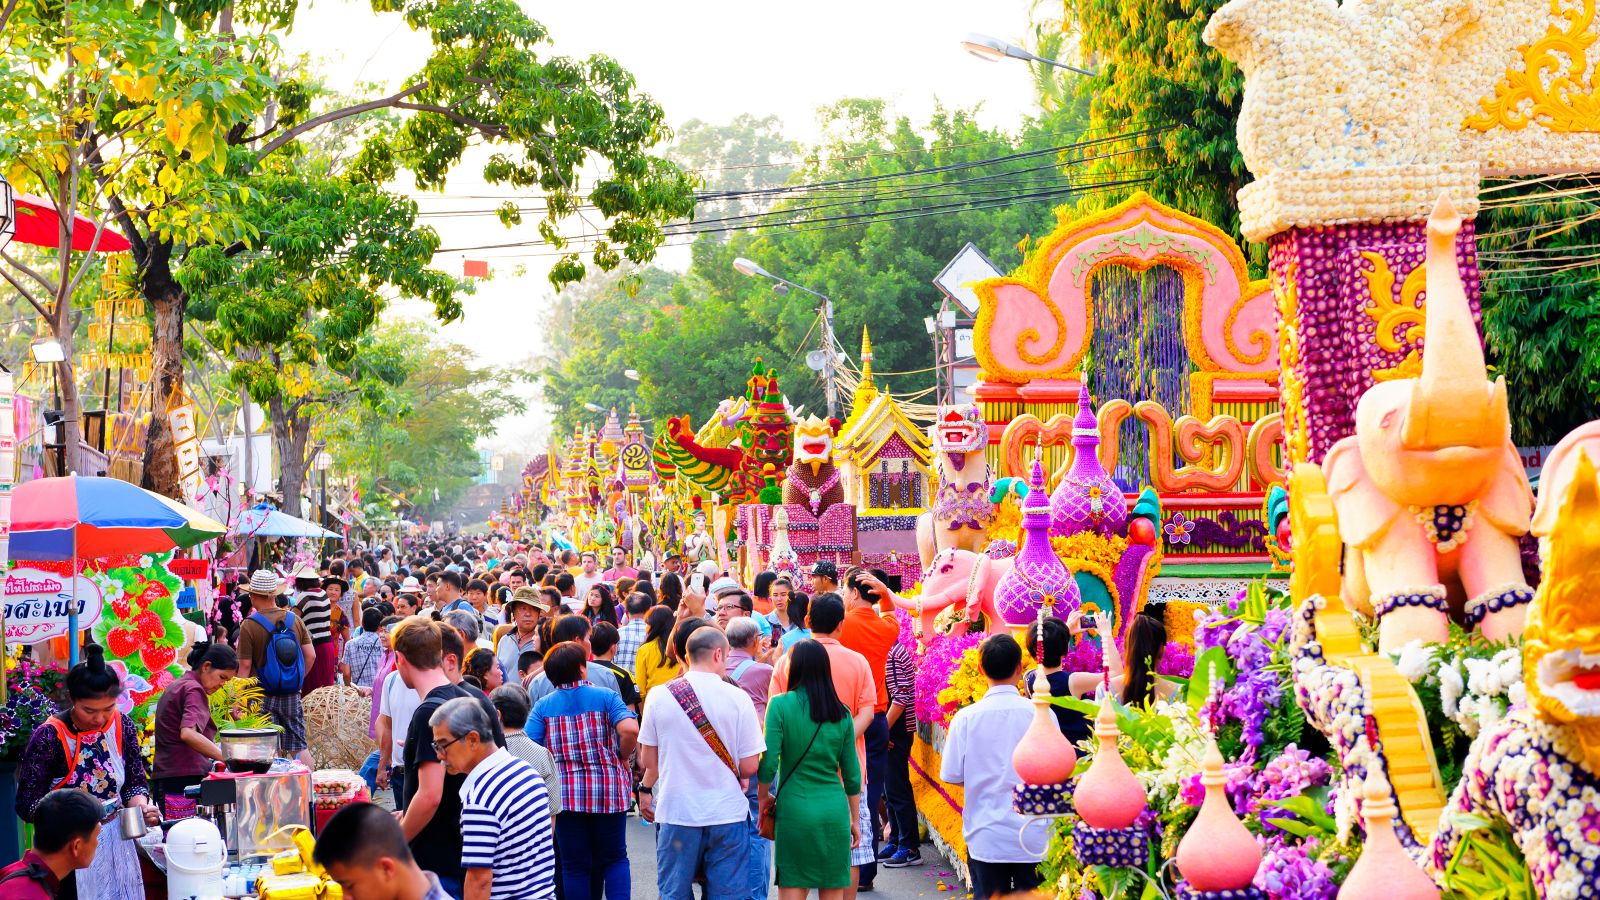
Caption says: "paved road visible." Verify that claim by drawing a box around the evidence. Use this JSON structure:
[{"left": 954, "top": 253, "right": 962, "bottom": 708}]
[{"left": 622, "top": 813, "right": 962, "bottom": 899}]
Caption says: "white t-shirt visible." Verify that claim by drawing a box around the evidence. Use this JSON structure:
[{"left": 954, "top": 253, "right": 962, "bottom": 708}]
[
  {"left": 573, "top": 573, "right": 604, "bottom": 607},
  {"left": 638, "top": 670, "right": 765, "bottom": 827},
  {"left": 379, "top": 671, "right": 423, "bottom": 765}
]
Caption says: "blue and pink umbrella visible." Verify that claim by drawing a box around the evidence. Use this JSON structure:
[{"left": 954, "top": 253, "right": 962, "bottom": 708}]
[{"left": 10, "top": 475, "right": 226, "bottom": 662}]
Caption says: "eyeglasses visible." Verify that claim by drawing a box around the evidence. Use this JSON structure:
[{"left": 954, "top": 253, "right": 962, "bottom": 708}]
[{"left": 431, "top": 737, "right": 460, "bottom": 754}]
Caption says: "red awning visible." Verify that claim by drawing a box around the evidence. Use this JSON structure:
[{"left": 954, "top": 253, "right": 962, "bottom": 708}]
[{"left": 13, "top": 195, "right": 132, "bottom": 252}]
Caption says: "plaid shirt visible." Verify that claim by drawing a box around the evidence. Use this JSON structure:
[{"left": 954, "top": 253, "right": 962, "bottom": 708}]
[
  {"left": 526, "top": 682, "right": 637, "bottom": 815},
  {"left": 614, "top": 617, "right": 648, "bottom": 672},
  {"left": 886, "top": 641, "right": 917, "bottom": 732},
  {"left": 338, "top": 631, "right": 386, "bottom": 688}
]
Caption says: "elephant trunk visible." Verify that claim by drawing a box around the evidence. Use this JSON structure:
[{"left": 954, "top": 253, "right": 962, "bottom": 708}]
[{"left": 1400, "top": 195, "right": 1509, "bottom": 451}]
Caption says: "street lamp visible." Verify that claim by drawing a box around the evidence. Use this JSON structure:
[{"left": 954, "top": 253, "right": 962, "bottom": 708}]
[
  {"left": 28, "top": 338, "right": 64, "bottom": 363},
  {"left": 623, "top": 369, "right": 640, "bottom": 381},
  {"left": 583, "top": 402, "right": 604, "bottom": 413},
  {"left": 732, "top": 258, "right": 840, "bottom": 419},
  {"left": 960, "top": 32, "right": 1098, "bottom": 76}
]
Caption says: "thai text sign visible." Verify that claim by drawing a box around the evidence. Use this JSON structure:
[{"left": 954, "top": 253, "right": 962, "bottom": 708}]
[{"left": 3, "top": 568, "right": 103, "bottom": 644}]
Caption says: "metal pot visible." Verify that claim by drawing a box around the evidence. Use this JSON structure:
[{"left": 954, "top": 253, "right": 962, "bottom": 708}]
[{"left": 118, "top": 806, "right": 148, "bottom": 840}]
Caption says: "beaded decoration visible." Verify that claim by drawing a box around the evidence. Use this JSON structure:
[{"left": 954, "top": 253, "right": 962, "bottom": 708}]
[
  {"left": 1410, "top": 500, "right": 1476, "bottom": 553},
  {"left": 1463, "top": 584, "right": 1535, "bottom": 629},
  {"left": 1072, "top": 821, "right": 1149, "bottom": 868},
  {"left": 1371, "top": 588, "right": 1449, "bottom": 621}
]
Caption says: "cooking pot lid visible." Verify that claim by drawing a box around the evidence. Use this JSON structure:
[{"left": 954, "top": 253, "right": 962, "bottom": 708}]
[{"left": 219, "top": 727, "right": 280, "bottom": 738}]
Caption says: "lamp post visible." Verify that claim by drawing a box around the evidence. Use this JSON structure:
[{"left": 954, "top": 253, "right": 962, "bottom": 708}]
[
  {"left": 733, "top": 257, "right": 840, "bottom": 419},
  {"left": 315, "top": 450, "right": 334, "bottom": 529},
  {"left": 30, "top": 338, "right": 65, "bottom": 474},
  {"left": 960, "top": 32, "right": 1099, "bottom": 76}
]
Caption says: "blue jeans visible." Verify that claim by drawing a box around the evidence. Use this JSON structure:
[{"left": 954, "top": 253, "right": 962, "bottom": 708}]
[
  {"left": 555, "top": 811, "right": 630, "bottom": 900},
  {"left": 656, "top": 819, "right": 750, "bottom": 900},
  {"left": 860, "top": 712, "right": 889, "bottom": 884},
  {"left": 744, "top": 780, "right": 772, "bottom": 899},
  {"left": 359, "top": 750, "right": 380, "bottom": 794}
]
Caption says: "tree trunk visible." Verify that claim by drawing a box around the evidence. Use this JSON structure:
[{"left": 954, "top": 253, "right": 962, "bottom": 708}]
[
  {"left": 269, "top": 391, "right": 311, "bottom": 517},
  {"left": 140, "top": 240, "right": 185, "bottom": 498}
]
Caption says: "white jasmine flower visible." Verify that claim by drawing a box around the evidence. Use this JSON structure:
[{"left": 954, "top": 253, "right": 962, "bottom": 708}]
[{"left": 1439, "top": 662, "right": 1464, "bottom": 716}]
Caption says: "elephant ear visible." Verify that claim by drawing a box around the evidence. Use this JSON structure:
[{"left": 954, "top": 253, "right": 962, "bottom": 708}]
[
  {"left": 1323, "top": 436, "right": 1403, "bottom": 549},
  {"left": 1479, "top": 442, "right": 1534, "bottom": 536}
]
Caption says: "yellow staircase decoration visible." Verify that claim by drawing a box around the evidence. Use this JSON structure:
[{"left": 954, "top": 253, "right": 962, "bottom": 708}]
[{"left": 1288, "top": 463, "right": 1446, "bottom": 841}]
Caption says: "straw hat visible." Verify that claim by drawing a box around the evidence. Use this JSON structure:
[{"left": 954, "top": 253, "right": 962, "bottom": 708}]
[{"left": 247, "top": 569, "right": 283, "bottom": 597}]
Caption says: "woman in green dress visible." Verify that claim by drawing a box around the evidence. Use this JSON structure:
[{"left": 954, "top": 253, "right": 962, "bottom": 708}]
[{"left": 758, "top": 639, "right": 863, "bottom": 899}]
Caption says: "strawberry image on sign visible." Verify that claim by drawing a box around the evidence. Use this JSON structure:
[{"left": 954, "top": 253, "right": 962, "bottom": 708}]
[
  {"left": 106, "top": 628, "right": 144, "bottom": 658},
  {"left": 139, "top": 645, "right": 176, "bottom": 672},
  {"left": 110, "top": 596, "right": 132, "bottom": 619},
  {"left": 132, "top": 610, "right": 165, "bottom": 641}
]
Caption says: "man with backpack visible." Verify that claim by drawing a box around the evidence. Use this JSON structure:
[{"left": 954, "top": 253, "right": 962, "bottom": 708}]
[{"left": 237, "top": 569, "right": 316, "bottom": 767}]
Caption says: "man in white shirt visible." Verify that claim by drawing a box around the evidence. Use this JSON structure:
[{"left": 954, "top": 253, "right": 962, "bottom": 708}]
[
  {"left": 638, "top": 628, "right": 765, "bottom": 900},
  {"left": 939, "top": 633, "right": 1043, "bottom": 900},
  {"left": 377, "top": 652, "right": 423, "bottom": 809},
  {"left": 573, "top": 552, "right": 604, "bottom": 606}
]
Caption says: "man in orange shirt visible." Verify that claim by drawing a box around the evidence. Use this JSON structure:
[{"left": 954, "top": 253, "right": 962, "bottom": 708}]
[{"left": 837, "top": 568, "right": 900, "bottom": 888}]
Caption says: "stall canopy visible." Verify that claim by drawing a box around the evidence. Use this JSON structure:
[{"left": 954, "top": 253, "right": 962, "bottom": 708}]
[
  {"left": 234, "top": 503, "right": 342, "bottom": 539},
  {"left": 9, "top": 475, "right": 226, "bottom": 663}
]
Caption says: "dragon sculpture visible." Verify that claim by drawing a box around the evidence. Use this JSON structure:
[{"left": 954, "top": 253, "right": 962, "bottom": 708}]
[{"left": 661, "top": 359, "right": 795, "bottom": 504}]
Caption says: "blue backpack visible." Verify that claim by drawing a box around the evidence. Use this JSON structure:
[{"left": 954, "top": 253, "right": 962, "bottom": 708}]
[{"left": 249, "top": 612, "right": 305, "bottom": 694}]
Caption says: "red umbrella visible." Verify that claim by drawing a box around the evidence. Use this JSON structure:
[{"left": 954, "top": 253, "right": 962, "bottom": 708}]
[{"left": 12, "top": 194, "right": 131, "bottom": 252}]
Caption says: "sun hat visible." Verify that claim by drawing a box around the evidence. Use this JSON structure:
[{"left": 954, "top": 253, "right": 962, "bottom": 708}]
[
  {"left": 505, "top": 585, "right": 549, "bottom": 613},
  {"left": 247, "top": 569, "right": 283, "bottom": 597},
  {"left": 289, "top": 562, "right": 320, "bottom": 582},
  {"left": 398, "top": 576, "right": 425, "bottom": 594}
]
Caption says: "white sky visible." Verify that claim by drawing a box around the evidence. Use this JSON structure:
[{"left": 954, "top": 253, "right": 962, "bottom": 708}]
[{"left": 281, "top": 0, "right": 1043, "bottom": 450}]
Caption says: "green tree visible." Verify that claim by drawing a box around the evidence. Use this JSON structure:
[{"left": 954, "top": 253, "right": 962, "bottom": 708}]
[
  {"left": 180, "top": 151, "right": 460, "bottom": 512},
  {"left": 53, "top": 0, "right": 695, "bottom": 497},
  {"left": 618, "top": 99, "right": 1093, "bottom": 428},
  {"left": 1477, "top": 184, "right": 1600, "bottom": 445},
  {"left": 326, "top": 322, "right": 528, "bottom": 518},
  {"left": 1061, "top": 0, "right": 1252, "bottom": 264},
  {"left": 0, "top": 0, "right": 272, "bottom": 473}
]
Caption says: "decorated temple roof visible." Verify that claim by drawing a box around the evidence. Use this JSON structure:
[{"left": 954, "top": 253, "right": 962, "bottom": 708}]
[{"left": 835, "top": 328, "right": 931, "bottom": 471}]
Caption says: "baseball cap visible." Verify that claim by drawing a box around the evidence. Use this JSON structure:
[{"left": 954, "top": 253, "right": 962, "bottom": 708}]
[
  {"left": 707, "top": 577, "right": 742, "bottom": 598},
  {"left": 809, "top": 560, "right": 839, "bottom": 579}
]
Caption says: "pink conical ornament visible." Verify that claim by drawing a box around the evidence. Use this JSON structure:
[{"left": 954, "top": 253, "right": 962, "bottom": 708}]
[
  {"left": 1338, "top": 769, "right": 1440, "bottom": 899},
  {"left": 993, "top": 457, "right": 1081, "bottom": 627},
  {"left": 1049, "top": 386, "right": 1126, "bottom": 538},
  {"left": 1176, "top": 741, "right": 1262, "bottom": 891},
  {"left": 1012, "top": 663, "right": 1077, "bottom": 785},
  {"left": 1072, "top": 694, "right": 1147, "bottom": 829}
]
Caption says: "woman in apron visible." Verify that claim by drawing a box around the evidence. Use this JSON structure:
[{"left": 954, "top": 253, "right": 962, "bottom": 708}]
[{"left": 15, "top": 645, "right": 155, "bottom": 899}]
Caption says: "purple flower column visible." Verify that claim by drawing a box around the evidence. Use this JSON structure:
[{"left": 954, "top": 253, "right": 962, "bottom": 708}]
[{"left": 1268, "top": 221, "right": 1482, "bottom": 466}]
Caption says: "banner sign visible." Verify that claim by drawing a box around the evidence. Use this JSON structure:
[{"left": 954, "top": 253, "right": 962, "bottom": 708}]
[
  {"left": 3, "top": 568, "right": 103, "bottom": 644},
  {"left": 169, "top": 558, "right": 210, "bottom": 580}
]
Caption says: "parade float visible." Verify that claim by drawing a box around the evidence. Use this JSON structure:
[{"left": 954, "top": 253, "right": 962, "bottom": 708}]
[{"left": 883, "top": 0, "right": 1600, "bottom": 896}]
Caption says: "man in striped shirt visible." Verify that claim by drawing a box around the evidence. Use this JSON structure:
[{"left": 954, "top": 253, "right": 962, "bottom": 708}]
[{"left": 430, "top": 697, "right": 556, "bottom": 900}]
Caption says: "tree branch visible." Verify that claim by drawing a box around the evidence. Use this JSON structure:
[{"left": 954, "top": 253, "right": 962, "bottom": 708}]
[
  {"left": 0, "top": 250, "right": 58, "bottom": 295},
  {"left": 0, "top": 0, "right": 22, "bottom": 35},
  {"left": 253, "top": 82, "right": 430, "bottom": 159},
  {"left": 392, "top": 102, "right": 509, "bottom": 139},
  {"left": 0, "top": 267, "right": 50, "bottom": 319}
]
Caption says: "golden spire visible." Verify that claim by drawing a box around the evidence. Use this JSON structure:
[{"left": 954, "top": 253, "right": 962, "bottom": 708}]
[{"left": 850, "top": 327, "right": 879, "bottom": 420}]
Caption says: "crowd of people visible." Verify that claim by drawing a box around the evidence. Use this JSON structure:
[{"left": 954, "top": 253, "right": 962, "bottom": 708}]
[{"left": 1, "top": 532, "right": 1138, "bottom": 900}]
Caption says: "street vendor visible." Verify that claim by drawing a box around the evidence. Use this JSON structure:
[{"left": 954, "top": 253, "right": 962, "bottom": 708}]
[
  {"left": 14, "top": 645, "right": 156, "bottom": 900},
  {"left": 151, "top": 642, "right": 239, "bottom": 812}
]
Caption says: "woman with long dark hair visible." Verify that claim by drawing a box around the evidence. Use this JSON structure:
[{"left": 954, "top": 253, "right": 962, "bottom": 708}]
[
  {"left": 1067, "top": 610, "right": 1175, "bottom": 706},
  {"left": 152, "top": 641, "right": 239, "bottom": 811},
  {"left": 16, "top": 645, "right": 154, "bottom": 898},
  {"left": 584, "top": 583, "right": 620, "bottom": 626},
  {"left": 633, "top": 605, "right": 678, "bottom": 701},
  {"left": 658, "top": 571, "right": 683, "bottom": 612},
  {"left": 758, "top": 640, "right": 862, "bottom": 899}
]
